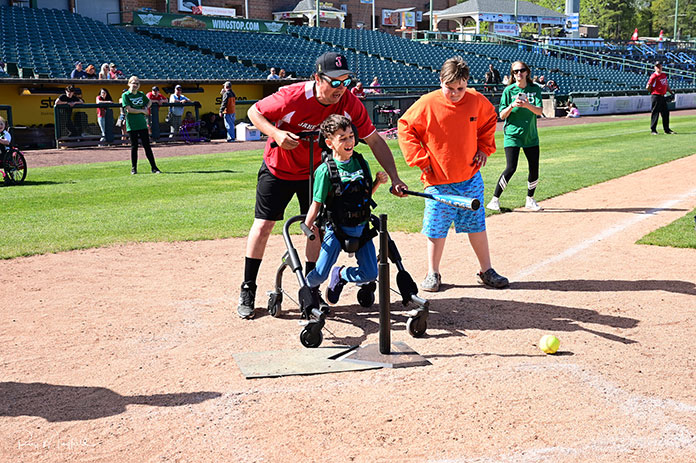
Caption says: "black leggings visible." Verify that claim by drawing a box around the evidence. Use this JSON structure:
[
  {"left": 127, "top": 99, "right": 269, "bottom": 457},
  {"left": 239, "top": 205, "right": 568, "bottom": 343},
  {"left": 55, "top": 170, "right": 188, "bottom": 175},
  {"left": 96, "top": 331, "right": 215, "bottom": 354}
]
[
  {"left": 129, "top": 129, "right": 158, "bottom": 170},
  {"left": 493, "top": 145, "right": 540, "bottom": 198}
]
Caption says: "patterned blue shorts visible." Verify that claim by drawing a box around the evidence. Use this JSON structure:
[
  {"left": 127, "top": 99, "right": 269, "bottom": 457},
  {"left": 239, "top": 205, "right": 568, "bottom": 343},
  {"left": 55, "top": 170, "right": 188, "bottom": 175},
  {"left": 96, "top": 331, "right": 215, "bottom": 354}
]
[{"left": 422, "top": 172, "right": 486, "bottom": 238}]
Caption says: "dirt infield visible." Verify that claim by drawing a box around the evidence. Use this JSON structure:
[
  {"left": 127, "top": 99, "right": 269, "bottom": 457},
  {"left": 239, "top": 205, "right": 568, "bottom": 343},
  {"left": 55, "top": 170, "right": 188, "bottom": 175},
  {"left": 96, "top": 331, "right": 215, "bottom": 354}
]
[{"left": 2, "top": 112, "right": 696, "bottom": 462}]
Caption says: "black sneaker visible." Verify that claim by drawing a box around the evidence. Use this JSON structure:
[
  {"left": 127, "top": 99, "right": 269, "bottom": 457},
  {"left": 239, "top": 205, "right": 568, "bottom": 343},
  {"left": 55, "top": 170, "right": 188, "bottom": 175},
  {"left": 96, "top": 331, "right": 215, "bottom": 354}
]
[
  {"left": 237, "top": 282, "right": 256, "bottom": 319},
  {"left": 650, "top": 131, "right": 658, "bottom": 136},
  {"left": 152, "top": 168, "right": 162, "bottom": 174},
  {"left": 665, "top": 129, "right": 676, "bottom": 134},
  {"left": 327, "top": 266, "right": 346, "bottom": 304},
  {"left": 131, "top": 167, "right": 137, "bottom": 175},
  {"left": 477, "top": 268, "right": 509, "bottom": 289}
]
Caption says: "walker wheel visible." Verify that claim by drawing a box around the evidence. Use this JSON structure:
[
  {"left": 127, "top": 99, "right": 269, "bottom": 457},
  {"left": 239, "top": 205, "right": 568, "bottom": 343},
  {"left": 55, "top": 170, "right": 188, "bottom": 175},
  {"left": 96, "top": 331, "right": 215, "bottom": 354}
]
[
  {"left": 267, "top": 292, "right": 282, "bottom": 317},
  {"left": 357, "top": 286, "right": 375, "bottom": 308},
  {"left": 406, "top": 314, "right": 427, "bottom": 338},
  {"left": 300, "top": 323, "right": 323, "bottom": 348}
]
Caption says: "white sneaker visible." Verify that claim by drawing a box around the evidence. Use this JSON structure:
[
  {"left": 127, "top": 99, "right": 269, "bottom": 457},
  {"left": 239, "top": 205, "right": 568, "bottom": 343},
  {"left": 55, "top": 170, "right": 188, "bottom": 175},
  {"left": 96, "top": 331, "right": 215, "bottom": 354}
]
[
  {"left": 525, "top": 196, "right": 542, "bottom": 211},
  {"left": 486, "top": 197, "right": 500, "bottom": 211}
]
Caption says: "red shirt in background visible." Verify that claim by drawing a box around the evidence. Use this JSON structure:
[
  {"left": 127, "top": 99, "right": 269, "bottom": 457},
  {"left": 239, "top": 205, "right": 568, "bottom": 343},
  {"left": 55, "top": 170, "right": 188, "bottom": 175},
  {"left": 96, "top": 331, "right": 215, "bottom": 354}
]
[
  {"left": 254, "top": 81, "right": 376, "bottom": 181},
  {"left": 647, "top": 72, "right": 669, "bottom": 95}
]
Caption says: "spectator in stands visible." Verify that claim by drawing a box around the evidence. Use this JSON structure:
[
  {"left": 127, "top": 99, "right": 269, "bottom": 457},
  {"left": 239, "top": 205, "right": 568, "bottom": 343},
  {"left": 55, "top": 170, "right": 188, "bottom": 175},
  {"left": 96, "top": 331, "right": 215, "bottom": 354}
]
[
  {"left": 488, "top": 63, "right": 501, "bottom": 85},
  {"left": 566, "top": 102, "right": 580, "bottom": 118},
  {"left": 99, "top": 63, "right": 110, "bottom": 80},
  {"left": 366, "top": 76, "right": 381, "bottom": 94},
  {"left": 267, "top": 67, "right": 280, "bottom": 80},
  {"left": 219, "top": 81, "right": 236, "bottom": 142},
  {"left": 55, "top": 85, "right": 84, "bottom": 137},
  {"left": 236, "top": 51, "right": 407, "bottom": 319},
  {"left": 537, "top": 75, "right": 546, "bottom": 87},
  {"left": 278, "top": 68, "right": 287, "bottom": 78},
  {"left": 146, "top": 86, "right": 168, "bottom": 132},
  {"left": 84, "top": 64, "right": 98, "bottom": 79},
  {"left": 96, "top": 88, "right": 113, "bottom": 143},
  {"left": 502, "top": 74, "right": 511, "bottom": 86},
  {"left": 546, "top": 79, "right": 559, "bottom": 93},
  {"left": 122, "top": 76, "right": 160, "bottom": 175},
  {"left": 109, "top": 63, "right": 125, "bottom": 80},
  {"left": 483, "top": 71, "right": 495, "bottom": 92},
  {"left": 70, "top": 61, "right": 87, "bottom": 79},
  {"left": 487, "top": 60, "right": 544, "bottom": 213},
  {"left": 0, "top": 116, "right": 11, "bottom": 162},
  {"left": 646, "top": 61, "right": 675, "bottom": 135},
  {"left": 351, "top": 81, "right": 365, "bottom": 99},
  {"left": 183, "top": 111, "right": 195, "bottom": 126},
  {"left": 168, "top": 84, "right": 191, "bottom": 137},
  {"left": 116, "top": 89, "right": 129, "bottom": 141}
]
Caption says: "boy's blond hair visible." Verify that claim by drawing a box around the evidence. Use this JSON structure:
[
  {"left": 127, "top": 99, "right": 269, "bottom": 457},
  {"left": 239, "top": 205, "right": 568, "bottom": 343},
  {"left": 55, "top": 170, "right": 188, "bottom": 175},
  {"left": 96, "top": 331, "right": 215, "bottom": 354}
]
[
  {"left": 440, "top": 56, "right": 470, "bottom": 84},
  {"left": 0, "top": 116, "right": 6, "bottom": 128}
]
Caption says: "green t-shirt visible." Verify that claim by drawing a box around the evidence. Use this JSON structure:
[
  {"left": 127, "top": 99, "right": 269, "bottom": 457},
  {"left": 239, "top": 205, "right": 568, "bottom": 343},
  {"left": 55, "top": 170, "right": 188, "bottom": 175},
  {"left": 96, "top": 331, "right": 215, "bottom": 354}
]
[
  {"left": 121, "top": 90, "right": 150, "bottom": 132},
  {"left": 313, "top": 155, "right": 371, "bottom": 205},
  {"left": 499, "top": 83, "right": 543, "bottom": 148}
]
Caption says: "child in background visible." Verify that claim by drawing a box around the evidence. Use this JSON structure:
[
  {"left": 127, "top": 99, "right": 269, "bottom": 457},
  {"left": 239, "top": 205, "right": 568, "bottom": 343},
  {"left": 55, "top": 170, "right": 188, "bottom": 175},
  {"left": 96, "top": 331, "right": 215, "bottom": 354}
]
[
  {"left": 398, "top": 56, "right": 509, "bottom": 292},
  {"left": 0, "top": 116, "right": 11, "bottom": 181},
  {"left": 304, "top": 114, "right": 388, "bottom": 304}
]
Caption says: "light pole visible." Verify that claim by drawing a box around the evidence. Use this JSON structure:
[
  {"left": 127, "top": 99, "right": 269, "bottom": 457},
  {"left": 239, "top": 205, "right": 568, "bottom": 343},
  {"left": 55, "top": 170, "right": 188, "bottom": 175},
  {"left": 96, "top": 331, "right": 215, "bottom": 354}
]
[
  {"left": 673, "top": 0, "right": 679, "bottom": 41},
  {"left": 429, "top": 0, "right": 433, "bottom": 31}
]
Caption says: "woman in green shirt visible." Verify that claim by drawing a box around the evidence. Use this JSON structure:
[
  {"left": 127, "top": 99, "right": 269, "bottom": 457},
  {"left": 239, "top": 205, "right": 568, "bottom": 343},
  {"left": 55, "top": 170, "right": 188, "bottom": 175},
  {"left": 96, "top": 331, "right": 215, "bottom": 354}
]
[
  {"left": 122, "top": 75, "right": 161, "bottom": 175},
  {"left": 487, "top": 61, "right": 544, "bottom": 212}
]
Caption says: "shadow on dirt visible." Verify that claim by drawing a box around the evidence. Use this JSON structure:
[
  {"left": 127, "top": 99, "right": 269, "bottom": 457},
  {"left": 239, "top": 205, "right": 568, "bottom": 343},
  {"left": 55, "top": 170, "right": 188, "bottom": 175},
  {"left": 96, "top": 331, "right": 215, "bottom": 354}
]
[
  {"left": 0, "top": 382, "right": 221, "bottom": 422},
  {"left": 451, "top": 279, "right": 696, "bottom": 296},
  {"left": 308, "top": 295, "right": 639, "bottom": 348}
]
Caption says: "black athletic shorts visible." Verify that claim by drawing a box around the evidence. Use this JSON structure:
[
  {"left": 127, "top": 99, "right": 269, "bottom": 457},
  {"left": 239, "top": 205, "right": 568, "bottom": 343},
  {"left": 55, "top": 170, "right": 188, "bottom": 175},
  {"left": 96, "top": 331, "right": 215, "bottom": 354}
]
[{"left": 255, "top": 161, "right": 311, "bottom": 221}]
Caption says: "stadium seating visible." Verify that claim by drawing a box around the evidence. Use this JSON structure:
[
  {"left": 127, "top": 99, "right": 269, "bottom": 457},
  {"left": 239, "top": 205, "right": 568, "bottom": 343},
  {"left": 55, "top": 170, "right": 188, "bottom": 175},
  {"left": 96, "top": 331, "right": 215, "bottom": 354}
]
[
  {"left": 137, "top": 25, "right": 440, "bottom": 86},
  {"left": 0, "top": 5, "right": 693, "bottom": 93},
  {"left": 0, "top": 6, "right": 266, "bottom": 80}
]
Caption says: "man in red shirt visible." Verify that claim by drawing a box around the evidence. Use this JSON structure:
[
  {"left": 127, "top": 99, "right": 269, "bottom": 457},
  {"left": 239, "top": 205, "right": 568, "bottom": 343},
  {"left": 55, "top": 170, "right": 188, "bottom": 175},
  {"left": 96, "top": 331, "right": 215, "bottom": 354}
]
[
  {"left": 237, "top": 52, "right": 407, "bottom": 319},
  {"left": 646, "top": 61, "right": 675, "bottom": 135},
  {"left": 146, "top": 86, "right": 168, "bottom": 132}
]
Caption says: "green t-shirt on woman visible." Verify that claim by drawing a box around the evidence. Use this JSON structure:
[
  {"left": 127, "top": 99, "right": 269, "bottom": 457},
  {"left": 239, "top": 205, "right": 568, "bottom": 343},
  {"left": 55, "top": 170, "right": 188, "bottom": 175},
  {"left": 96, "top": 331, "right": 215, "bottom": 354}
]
[
  {"left": 121, "top": 90, "right": 150, "bottom": 132},
  {"left": 499, "top": 83, "right": 543, "bottom": 148}
]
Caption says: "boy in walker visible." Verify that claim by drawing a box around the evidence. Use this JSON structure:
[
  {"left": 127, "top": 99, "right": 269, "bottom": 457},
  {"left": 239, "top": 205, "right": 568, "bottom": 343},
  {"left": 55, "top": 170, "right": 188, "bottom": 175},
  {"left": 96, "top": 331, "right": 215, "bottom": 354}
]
[{"left": 304, "top": 114, "right": 388, "bottom": 304}]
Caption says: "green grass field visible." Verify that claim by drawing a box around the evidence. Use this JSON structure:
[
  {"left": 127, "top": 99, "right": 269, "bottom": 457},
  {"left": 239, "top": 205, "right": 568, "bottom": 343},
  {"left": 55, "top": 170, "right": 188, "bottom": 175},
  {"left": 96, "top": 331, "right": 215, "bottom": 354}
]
[
  {"left": 2, "top": 115, "right": 695, "bottom": 259},
  {"left": 637, "top": 207, "right": 696, "bottom": 248}
]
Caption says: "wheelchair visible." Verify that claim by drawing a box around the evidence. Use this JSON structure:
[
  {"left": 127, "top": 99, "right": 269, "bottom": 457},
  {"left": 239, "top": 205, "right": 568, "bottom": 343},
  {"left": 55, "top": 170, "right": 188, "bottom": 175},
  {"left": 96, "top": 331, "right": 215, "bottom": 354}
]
[{"left": 2, "top": 146, "right": 27, "bottom": 185}]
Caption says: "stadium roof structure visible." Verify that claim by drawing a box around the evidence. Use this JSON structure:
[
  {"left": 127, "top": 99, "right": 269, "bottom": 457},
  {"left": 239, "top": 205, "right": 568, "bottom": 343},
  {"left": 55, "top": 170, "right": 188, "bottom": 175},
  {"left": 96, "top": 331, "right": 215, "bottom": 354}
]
[
  {"left": 426, "top": 0, "right": 565, "bottom": 34},
  {"left": 273, "top": 0, "right": 346, "bottom": 28}
]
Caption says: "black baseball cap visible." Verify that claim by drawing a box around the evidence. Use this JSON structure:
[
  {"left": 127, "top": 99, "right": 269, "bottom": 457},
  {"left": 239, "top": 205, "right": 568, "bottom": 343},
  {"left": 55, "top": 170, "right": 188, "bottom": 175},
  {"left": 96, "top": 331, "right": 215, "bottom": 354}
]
[
  {"left": 152, "top": 86, "right": 159, "bottom": 91},
  {"left": 654, "top": 61, "right": 662, "bottom": 67},
  {"left": 315, "top": 52, "right": 351, "bottom": 78}
]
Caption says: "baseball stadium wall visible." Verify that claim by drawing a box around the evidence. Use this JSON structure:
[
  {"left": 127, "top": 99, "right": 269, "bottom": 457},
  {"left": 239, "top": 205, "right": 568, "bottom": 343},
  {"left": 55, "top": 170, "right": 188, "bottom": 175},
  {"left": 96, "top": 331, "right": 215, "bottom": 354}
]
[{"left": 0, "top": 80, "right": 267, "bottom": 127}]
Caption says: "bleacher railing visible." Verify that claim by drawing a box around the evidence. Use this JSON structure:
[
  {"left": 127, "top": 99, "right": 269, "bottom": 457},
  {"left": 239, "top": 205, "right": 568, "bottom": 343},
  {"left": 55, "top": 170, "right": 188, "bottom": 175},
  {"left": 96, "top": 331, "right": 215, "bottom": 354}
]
[{"left": 53, "top": 102, "right": 200, "bottom": 149}]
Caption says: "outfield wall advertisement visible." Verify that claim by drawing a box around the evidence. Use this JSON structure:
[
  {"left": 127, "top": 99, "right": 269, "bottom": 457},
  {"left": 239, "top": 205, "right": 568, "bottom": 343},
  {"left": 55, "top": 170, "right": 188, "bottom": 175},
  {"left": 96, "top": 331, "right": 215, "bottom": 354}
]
[{"left": 572, "top": 93, "right": 696, "bottom": 115}]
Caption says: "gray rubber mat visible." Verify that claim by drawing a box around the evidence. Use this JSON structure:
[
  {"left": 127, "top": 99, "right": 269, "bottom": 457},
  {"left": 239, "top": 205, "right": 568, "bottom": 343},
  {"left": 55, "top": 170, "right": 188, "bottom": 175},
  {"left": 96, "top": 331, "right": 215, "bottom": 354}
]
[{"left": 233, "top": 345, "right": 382, "bottom": 379}]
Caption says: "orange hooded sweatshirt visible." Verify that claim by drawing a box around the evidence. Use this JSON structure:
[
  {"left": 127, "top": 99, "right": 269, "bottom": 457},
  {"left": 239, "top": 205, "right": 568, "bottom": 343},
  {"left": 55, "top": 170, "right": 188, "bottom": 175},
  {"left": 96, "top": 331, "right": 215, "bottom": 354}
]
[{"left": 398, "top": 88, "right": 497, "bottom": 187}]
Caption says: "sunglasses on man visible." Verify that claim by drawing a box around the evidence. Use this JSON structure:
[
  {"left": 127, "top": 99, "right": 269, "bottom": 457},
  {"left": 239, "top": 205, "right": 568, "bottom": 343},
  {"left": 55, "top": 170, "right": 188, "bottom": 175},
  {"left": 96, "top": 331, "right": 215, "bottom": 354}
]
[{"left": 321, "top": 74, "right": 354, "bottom": 88}]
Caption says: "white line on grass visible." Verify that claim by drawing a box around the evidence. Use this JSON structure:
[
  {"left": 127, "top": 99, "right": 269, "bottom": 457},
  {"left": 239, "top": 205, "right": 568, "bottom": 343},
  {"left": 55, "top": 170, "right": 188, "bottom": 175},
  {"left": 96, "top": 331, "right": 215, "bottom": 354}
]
[{"left": 513, "top": 187, "right": 696, "bottom": 280}]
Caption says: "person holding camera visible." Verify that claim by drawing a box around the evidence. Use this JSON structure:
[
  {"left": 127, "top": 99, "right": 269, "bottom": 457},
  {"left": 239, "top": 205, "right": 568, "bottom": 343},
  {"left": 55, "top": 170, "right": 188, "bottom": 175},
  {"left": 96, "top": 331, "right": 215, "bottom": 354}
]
[
  {"left": 487, "top": 60, "right": 544, "bottom": 212},
  {"left": 646, "top": 61, "right": 675, "bottom": 135}
]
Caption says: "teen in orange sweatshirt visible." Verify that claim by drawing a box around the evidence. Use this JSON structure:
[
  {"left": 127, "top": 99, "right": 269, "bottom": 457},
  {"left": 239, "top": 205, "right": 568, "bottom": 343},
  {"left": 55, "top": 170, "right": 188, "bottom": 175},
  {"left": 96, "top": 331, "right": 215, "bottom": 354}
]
[{"left": 398, "top": 56, "right": 508, "bottom": 291}]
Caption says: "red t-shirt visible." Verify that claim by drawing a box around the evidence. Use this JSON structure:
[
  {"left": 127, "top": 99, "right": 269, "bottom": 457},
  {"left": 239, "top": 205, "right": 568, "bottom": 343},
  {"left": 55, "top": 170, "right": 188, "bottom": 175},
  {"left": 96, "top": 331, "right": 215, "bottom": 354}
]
[
  {"left": 647, "top": 72, "right": 668, "bottom": 95},
  {"left": 254, "top": 81, "right": 376, "bottom": 180}
]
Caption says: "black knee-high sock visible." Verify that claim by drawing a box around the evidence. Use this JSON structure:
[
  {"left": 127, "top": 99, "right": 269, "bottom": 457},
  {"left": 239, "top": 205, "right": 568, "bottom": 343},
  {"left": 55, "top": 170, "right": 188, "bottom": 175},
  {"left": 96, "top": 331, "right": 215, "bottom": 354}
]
[
  {"left": 243, "top": 257, "right": 262, "bottom": 287},
  {"left": 523, "top": 145, "right": 540, "bottom": 197}
]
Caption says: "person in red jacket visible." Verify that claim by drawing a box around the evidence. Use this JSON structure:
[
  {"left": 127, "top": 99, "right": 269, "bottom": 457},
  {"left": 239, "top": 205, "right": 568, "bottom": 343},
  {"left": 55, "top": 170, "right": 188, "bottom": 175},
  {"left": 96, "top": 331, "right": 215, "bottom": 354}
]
[
  {"left": 398, "top": 56, "right": 508, "bottom": 292},
  {"left": 646, "top": 61, "right": 675, "bottom": 135}
]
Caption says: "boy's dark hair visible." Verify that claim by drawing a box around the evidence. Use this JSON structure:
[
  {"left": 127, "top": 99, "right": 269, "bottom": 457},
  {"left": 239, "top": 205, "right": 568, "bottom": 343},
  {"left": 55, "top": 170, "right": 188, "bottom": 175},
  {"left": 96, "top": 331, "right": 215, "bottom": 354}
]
[
  {"left": 440, "top": 56, "right": 470, "bottom": 84},
  {"left": 320, "top": 114, "right": 352, "bottom": 139}
]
